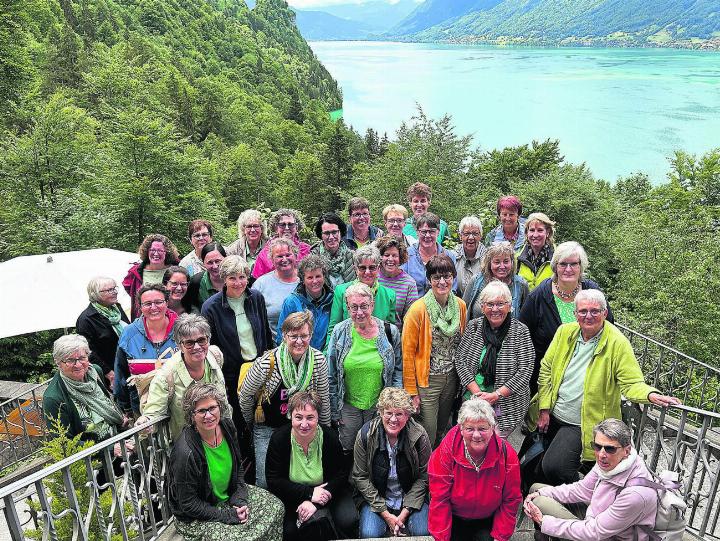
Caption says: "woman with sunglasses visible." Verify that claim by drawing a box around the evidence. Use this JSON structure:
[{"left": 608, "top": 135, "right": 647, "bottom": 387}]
[
  {"left": 76, "top": 276, "right": 130, "bottom": 390},
  {"left": 525, "top": 419, "right": 660, "bottom": 541},
  {"left": 136, "top": 314, "right": 225, "bottom": 442},
  {"left": 252, "top": 208, "right": 311, "bottom": 279}
]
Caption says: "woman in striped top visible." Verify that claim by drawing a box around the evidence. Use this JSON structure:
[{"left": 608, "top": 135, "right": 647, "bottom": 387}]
[
  {"left": 238, "top": 310, "right": 330, "bottom": 488},
  {"left": 454, "top": 280, "right": 535, "bottom": 439},
  {"left": 376, "top": 236, "right": 419, "bottom": 328}
]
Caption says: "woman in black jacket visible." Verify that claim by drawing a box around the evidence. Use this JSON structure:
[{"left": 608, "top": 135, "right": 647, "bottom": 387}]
[
  {"left": 75, "top": 276, "right": 130, "bottom": 389},
  {"left": 518, "top": 241, "right": 613, "bottom": 395},
  {"left": 169, "top": 383, "right": 283, "bottom": 541},
  {"left": 266, "top": 391, "right": 358, "bottom": 541}
]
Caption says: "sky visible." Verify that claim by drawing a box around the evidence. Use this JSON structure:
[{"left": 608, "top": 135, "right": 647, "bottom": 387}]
[{"left": 287, "top": 0, "right": 423, "bottom": 8}]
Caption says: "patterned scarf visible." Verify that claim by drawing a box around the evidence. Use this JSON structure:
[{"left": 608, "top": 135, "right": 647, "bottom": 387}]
[
  {"left": 521, "top": 244, "right": 553, "bottom": 274},
  {"left": 319, "top": 242, "right": 351, "bottom": 276},
  {"left": 92, "top": 302, "right": 126, "bottom": 337},
  {"left": 61, "top": 369, "right": 124, "bottom": 435},
  {"left": 423, "top": 290, "right": 460, "bottom": 337},
  {"left": 277, "top": 342, "right": 315, "bottom": 396}
]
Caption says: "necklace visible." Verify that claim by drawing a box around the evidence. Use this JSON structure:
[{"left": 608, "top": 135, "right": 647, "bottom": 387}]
[
  {"left": 554, "top": 280, "right": 580, "bottom": 301},
  {"left": 464, "top": 445, "right": 486, "bottom": 472}
]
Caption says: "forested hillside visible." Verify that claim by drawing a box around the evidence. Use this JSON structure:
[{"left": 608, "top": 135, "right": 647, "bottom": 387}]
[
  {"left": 0, "top": 0, "right": 352, "bottom": 260},
  {"left": 392, "top": 0, "right": 720, "bottom": 48}
]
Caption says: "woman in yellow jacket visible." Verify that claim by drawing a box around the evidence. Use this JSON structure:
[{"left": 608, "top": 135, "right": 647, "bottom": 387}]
[
  {"left": 517, "top": 213, "right": 556, "bottom": 291},
  {"left": 402, "top": 254, "right": 467, "bottom": 448}
]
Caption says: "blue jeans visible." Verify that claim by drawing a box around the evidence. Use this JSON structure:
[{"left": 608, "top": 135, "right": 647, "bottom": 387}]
[
  {"left": 253, "top": 424, "right": 275, "bottom": 488},
  {"left": 358, "top": 501, "right": 429, "bottom": 538}
]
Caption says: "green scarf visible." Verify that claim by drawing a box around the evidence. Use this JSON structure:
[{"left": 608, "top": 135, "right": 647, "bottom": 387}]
[
  {"left": 61, "top": 368, "right": 124, "bottom": 438},
  {"left": 319, "top": 243, "right": 352, "bottom": 279},
  {"left": 277, "top": 342, "right": 315, "bottom": 396},
  {"left": 423, "top": 289, "right": 460, "bottom": 337},
  {"left": 92, "top": 302, "right": 125, "bottom": 337}
]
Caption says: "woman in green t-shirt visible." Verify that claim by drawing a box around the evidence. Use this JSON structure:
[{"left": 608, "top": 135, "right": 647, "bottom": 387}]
[{"left": 168, "top": 383, "right": 284, "bottom": 541}]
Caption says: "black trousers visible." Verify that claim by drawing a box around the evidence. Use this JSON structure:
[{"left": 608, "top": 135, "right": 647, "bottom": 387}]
[
  {"left": 451, "top": 515, "right": 494, "bottom": 541},
  {"left": 541, "top": 415, "right": 584, "bottom": 486},
  {"left": 283, "top": 492, "right": 358, "bottom": 541}
]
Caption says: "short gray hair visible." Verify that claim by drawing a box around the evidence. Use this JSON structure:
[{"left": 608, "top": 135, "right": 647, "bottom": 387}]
[
  {"left": 268, "top": 208, "right": 304, "bottom": 234},
  {"left": 479, "top": 281, "right": 512, "bottom": 305},
  {"left": 182, "top": 382, "right": 231, "bottom": 427},
  {"left": 219, "top": 255, "right": 250, "bottom": 281},
  {"left": 174, "top": 313, "right": 212, "bottom": 344},
  {"left": 575, "top": 289, "right": 607, "bottom": 311},
  {"left": 86, "top": 276, "right": 115, "bottom": 303},
  {"left": 458, "top": 397, "right": 496, "bottom": 427},
  {"left": 236, "top": 209, "right": 268, "bottom": 242},
  {"left": 298, "top": 253, "right": 329, "bottom": 281},
  {"left": 593, "top": 418, "right": 632, "bottom": 448},
  {"left": 268, "top": 237, "right": 299, "bottom": 259},
  {"left": 345, "top": 282, "right": 374, "bottom": 304},
  {"left": 458, "top": 216, "right": 483, "bottom": 236},
  {"left": 53, "top": 334, "right": 90, "bottom": 364},
  {"left": 551, "top": 241, "right": 589, "bottom": 278},
  {"left": 353, "top": 244, "right": 381, "bottom": 266}
]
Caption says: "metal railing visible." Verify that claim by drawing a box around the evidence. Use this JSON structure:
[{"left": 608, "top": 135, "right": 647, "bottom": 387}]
[
  {"left": 0, "top": 417, "right": 173, "bottom": 541},
  {"left": 0, "top": 381, "right": 49, "bottom": 471}
]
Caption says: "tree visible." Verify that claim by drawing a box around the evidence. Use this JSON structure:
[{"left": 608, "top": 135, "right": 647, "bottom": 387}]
[{"left": 322, "top": 121, "right": 354, "bottom": 211}]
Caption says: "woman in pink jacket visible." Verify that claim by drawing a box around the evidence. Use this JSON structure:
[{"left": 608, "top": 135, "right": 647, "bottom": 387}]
[
  {"left": 524, "top": 418, "right": 658, "bottom": 541},
  {"left": 428, "top": 398, "right": 521, "bottom": 541}
]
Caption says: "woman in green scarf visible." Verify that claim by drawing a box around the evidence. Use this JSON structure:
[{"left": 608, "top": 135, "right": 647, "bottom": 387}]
[
  {"left": 402, "top": 254, "right": 467, "bottom": 447},
  {"left": 239, "top": 310, "right": 330, "bottom": 488},
  {"left": 76, "top": 277, "right": 130, "bottom": 390}
]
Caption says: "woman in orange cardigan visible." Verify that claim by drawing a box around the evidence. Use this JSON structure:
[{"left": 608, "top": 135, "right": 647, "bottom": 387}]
[{"left": 402, "top": 254, "right": 467, "bottom": 447}]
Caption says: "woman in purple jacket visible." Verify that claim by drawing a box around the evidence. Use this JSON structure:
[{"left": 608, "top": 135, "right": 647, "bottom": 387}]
[{"left": 524, "top": 418, "right": 659, "bottom": 541}]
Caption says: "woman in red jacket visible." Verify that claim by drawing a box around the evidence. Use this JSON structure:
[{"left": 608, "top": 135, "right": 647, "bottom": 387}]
[{"left": 428, "top": 398, "right": 521, "bottom": 541}]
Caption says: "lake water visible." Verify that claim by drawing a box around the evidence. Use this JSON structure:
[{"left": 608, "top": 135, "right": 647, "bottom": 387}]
[{"left": 310, "top": 41, "right": 720, "bottom": 183}]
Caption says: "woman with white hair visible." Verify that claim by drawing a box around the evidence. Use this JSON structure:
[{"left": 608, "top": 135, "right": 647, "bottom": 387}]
[
  {"left": 519, "top": 241, "right": 613, "bottom": 396},
  {"left": 453, "top": 216, "right": 487, "bottom": 298},
  {"left": 525, "top": 418, "right": 660, "bottom": 541},
  {"left": 428, "top": 398, "right": 521, "bottom": 541},
  {"left": 327, "top": 282, "right": 403, "bottom": 451},
  {"left": 455, "top": 281, "right": 535, "bottom": 438},
  {"left": 226, "top": 209, "right": 268, "bottom": 273},
  {"left": 75, "top": 276, "right": 130, "bottom": 389},
  {"left": 44, "top": 334, "right": 128, "bottom": 442}
]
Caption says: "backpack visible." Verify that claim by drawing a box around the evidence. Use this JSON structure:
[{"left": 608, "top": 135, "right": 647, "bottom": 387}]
[{"left": 620, "top": 470, "right": 687, "bottom": 541}]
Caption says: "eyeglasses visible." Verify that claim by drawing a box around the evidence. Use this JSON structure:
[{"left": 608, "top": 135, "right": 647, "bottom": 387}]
[
  {"left": 99, "top": 286, "right": 118, "bottom": 294},
  {"left": 61, "top": 355, "right": 89, "bottom": 365},
  {"left": 461, "top": 425, "right": 492, "bottom": 435},
  {"left": 244, "top": 224, "right": 262, "bottom": 230},
  {"left": 382, "top": 411, "right": 407, "bottom": 420},
  {"left": 181, "top": 337, "right": 209, "bottom": 349},
  {"left": 592, "top": 442, "right": 622, "bottom": 454},
  {"left": 558, "top": 261, "right": 580, "bottom": 269},
  {"left": 430, "top": 273, "right": 454, "bottom": 284},
  {"left": 167, "top": 280, "right": 188, "bottom": 289},
  {"left": 191, "top": 232, "right": 210, "bottom": 239},
  {"left": 148, "top": 249, "right": 166, "bottom": 254},
  {"left": 576, "top": 309, "right": 603, "bottom": 318},
  {"left": 286, "top": 334, "right": 311, "bottom": 343},
  {"left": 461, "top": 231, "right": 481, "bottom": 238},
  {"left": 321, "top": 229, "right": 341, "bottom": 237},
  {"left": 348, "top": 303, "right": 371, "bottom": 312},
  {"left": 193, "top": 405, "right": 219, "bottom": 417},
  {"left": 351, "top": 212, "right": 370, "bottom": 219},
  {"left": 140, "top": 300, "right": 167, "bottom": 308},
  {"left": 483, "top": 301, "right": 509, "bottom": 310},
  {"left": 357, "top": 264, "right": 379, "bottom": 273},
  {"left": 278, "top": 222, "right": 297, "bottom": 229},
  {"left": 417, "top": 228, "right": 437, "bottom": 237},
  {"left": 385, "top": 218, "right": 404, "bottom": 225}
]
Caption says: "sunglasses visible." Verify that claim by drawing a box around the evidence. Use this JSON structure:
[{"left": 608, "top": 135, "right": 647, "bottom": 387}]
[{"left": 592, "top": 442, "right": 623, "bottom": 454}]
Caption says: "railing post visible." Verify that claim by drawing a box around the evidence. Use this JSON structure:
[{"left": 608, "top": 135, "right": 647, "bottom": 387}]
[{"left": 3, "top": 494, "right": 25, "bottom": 540}]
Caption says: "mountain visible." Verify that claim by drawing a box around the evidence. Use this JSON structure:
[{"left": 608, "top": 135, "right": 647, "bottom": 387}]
[
  {"left": 400, "top": 0, "right": 720, "bottom": 46},
  {"left": 389, "top": 0, "right": 503, "bottom": 36},
  {"left": 293, "top": 9, "right": 379, "bottom": 40},
  {"left": 292, "top": 0, "right": 421, "bottom": 40}
]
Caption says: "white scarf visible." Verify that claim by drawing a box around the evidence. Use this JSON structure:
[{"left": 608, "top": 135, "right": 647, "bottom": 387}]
[{"left": 597, "top": 447, "right": 638, "bottom": 480}]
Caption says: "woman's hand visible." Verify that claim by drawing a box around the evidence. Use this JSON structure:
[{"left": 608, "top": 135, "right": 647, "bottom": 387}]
[
  {"left": 648, "top": 392, "right": 682, "bottom": 407},
  {"left": 394, "top": 508, "right": 411, "bottom": 536},
  {"left": 296, "top": 500, "right": 317, "bottom": 523},
  {"left": 524, "top": 500, "right": 543, "bottom": 525},
  {"left": 113, "top": 439, "right": 135, "bottom": 457},
  {"left": 477, "top": 391, "right": 499, "bottom": 405},
  {"left": 537, "top": 409, "right": 550, "bottom": 433},
  {"left": 235, "top": 505, "right": 249, "bottom": 523},
  {"left": 311, "top": 483, "right": 331, "bottom": 506},
  {"left": 381, "top": 510, "right": 404, "bottom": 536}
]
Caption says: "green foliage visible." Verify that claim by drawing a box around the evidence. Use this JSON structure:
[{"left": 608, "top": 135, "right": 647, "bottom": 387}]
[
  {"left": 0, "top": 331, "right": 59, "bottom": 381},
  {"left": 26, "top": 417, "right": 135, "bottom": 541}
]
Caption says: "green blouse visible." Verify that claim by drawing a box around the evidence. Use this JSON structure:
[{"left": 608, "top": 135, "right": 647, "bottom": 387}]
[
  {"left": 290, "top": 429, "right": 324, "bottom": 486},
  {"left": 554, "top": 295, "right": 576, "bottom": 324},
  {"left": 203, "top": 437, "right": 232, "bottom": 503},
  {"left": 344, "top": 327, "right": 384, "bottom": 410}
]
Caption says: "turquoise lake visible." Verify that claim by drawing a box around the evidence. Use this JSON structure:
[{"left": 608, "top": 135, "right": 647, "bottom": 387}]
[{"left": 310, "top": 41, "right": 720, "bottom": 183}]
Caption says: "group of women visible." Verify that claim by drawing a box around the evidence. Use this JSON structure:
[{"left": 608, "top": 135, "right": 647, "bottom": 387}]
[{"left": 47, "top": 185, "right": 682, "bottom": 541}]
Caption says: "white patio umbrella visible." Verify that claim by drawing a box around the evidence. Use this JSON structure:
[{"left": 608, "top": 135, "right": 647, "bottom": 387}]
[{"left": 0, "top": 248, "right": 139, "bottom": 339}]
